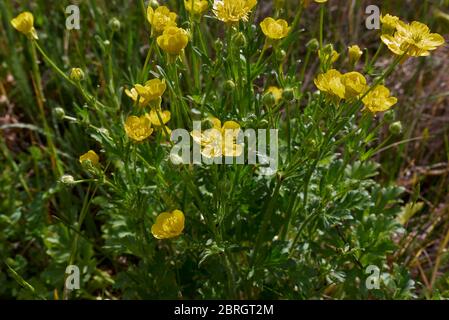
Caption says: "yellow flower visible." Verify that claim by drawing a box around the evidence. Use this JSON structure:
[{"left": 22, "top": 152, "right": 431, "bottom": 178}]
[
  {"left": 381, "top": 21, "right": 445, "bottom": 58},
  {"left": 124, "top": 115, "right": 153, "bottom": 142},
  {"left": 79, "top": 150, "right": 99, "bottom": 167},
  {"left": 157, "top": 26, "right": 189, "bottom": 56},
  {"left": 342, "top": 72, "right": 367, "bottom": 100},
  {"left": 213, "top": 0, "right": 257, "bottom": 24},
  {"left": 380, "top": 14, "right": 400, "bottom": 35},
  {"left": 191, "top": 118, "right": 243, "bottom": 158},
  {"left": 315, "top": 70, "right": 368, "bottom": 101},
  {"left": 126, "top": 79, "right": 166, "bottom": 108},
  {"left": 125, "top": 88, "right": 151, "bottom": 108},
  {"left": 135, "top": 79, "right": 166, "bottom": 102},
  {"left": 362, "top": 85, "right": 397, "bottom": 113},
  {"left": 265, "top": 86, "right": 283, "bottom": 104},
  {"left": 147, "top": 6, "right": 177, "bottom": 34},
  {"left": 11, "top": 12, "right": 38, "bottom": 39},
  {"left": 147, "top": 109, "right": 171, "bottom": 126},
  {"left": 348, "top": 45, "right": 363, "bottom": 65},
  {"left": 260, "top": 17, "right": 290, "bottom": 40},
  {"left": 184, "top": 0, "right": 209, "bottom": 15},
  {"left": 151, "top": 210, "right": 185, "bottom": 239},
  {"left": 314, "top": 69, "right": 345, "bottom": 100}
]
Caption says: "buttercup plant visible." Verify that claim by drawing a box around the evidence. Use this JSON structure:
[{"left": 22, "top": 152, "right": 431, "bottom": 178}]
[{"left": 2, "top": 1, "right": 448, "bottom": 300}]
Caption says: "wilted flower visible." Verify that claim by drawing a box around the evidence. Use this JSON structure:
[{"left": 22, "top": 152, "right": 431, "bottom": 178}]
[
  {"left": 124, "top": 115, "right": 154, "bottom": 142},
  {"left": 157, "top": 26, "right": 189, "bottom": 56},
  {"left": 260, "top": 17, "right": 290, "bottom": 40},
  {"left": 381, "top": 21, "right": 445, "bottom": 58},
  {"left": 191, "top": 118, "right": 243, "bottom": 158},
  {"left": 79, "top": 150, "right": 100, "bottom": 167},
  {"left": 213, "top": 0, "right": 257, "bottom": 24},
  {"left": 362, "top": 85, "right": 397, "bottom": 113},
  {"left": 151, "top": 210, "right": 185, "bottom": 239},
  {"left": 184, "top": 0, "right": 209, "bottom": 15},
  {"left": 10, "top": 12, "right": 38, "bottom": 39},
  {"left": 147, "top": 6, "right": 177, "bottom": 34}
]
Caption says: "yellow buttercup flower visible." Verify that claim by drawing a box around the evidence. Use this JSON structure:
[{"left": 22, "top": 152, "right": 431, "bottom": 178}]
[
  {"left": 79, "top": 150, "right": 99, "bottom": 167},
  {"left": 147, "top": 6, "right": 177, "bottom": 34},
  {"left": 265, "top": 86, "right": 283, "bottom": 104},
  {"left": 381, "top": 21, "right": 445, "bottom": 58},
  {"left": 380, "top": 14, "right": 400, "bottom": 35},
  {"left": 213, "top": 0, "right": 257, "bottom": 24},
  {"left": 362, "top": 85, "right": 397, "bottom": 113},
  {"left": 191, "top": 118, "right": 243, "bottom": 158},
  {"left": 11, "top": 12, "right": 38, "bottom": 39},
  {"left": 135, "top": 79, "right": 166, "bottom": 102},
  {"left": 184, "top": 0, "right": 209, "bottom": 15},
  {"left": 124, "top": 115, "right": 153, "bottom": 142},
  {"left": 315, "top": 70, "right": 368, "bottom": 101},
  {"left": 147, "top": 109, "right": 171, "bottom": 126},
  {"left": 260, "top": 18, "right": 290, "bottom": 40},
  {"left": 126, "top": 79, "right": 166, "bottom": 108},
  {"left": 314, "top": 69, "right": 345, "bottom": 100},
  {"left": 342, "top": 72, "right": 367, "bottom": 100},
  {"left": 157, "top": 26, "right": 189, "bottom": 56},
  {"left": 151, "top": 210, "right": 185, "bottom": 239},
  {"left": 348, "top": 45, "right": 363, "bottom": 65},
  {"left": 125, "top": 88, "right": 151, "bottom": 108}
]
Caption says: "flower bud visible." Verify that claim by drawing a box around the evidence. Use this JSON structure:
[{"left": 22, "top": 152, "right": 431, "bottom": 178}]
[
  {"left": 214, "top": 39, "right": 223, "bottom": 52},
  {"left": 262, "top": 92, "right": 276, "bottom": 108},
  {"left": 383, "top": 110, "right": 395, "bottom": 123},
  {"left": 276, "top": 49, "right": 286, "bottom": 62},
  {"left": 109, "top": 17, "right": 121, "bottom": 32},
  {"left": 306, "top": 38, "right": 319, "bottom": 51},
  {"left": 348, "top": 45, "right": 363, "bottom": 65},
  {"left": 232, "top": 32, "right": 247, "bottom": 47},
  {"left": 60, "top": 174, "right": 75, "bottom": 185},
  {"left": 54, "top": 107, "right": 65, "bottom": 120},
  {"left": 70, "top": 68, "right": 84, "bottom": 81},
  {"left": 389, "top": 121, "right": 403, "bottom": 135},
  {"left": 282, "top": 87, "right": 295, "bottom": 101},
  {"left": 224, "top": 80, "right": 236, "bottom": 91}
]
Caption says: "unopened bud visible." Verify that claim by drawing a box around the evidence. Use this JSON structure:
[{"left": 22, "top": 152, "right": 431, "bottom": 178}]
[
  {"left": 262, "top": 92, "right": 276, "bottom": 108},
  {"left": 54, "top": 107, "right": 65, "bottom": 119},
  {"left": 389, "top": 121, "right": 403, "bottom": 135},
  {"left": 282, "top": 87, "right": 295, "bottom": 101},
  {"left": 306, "top": 38, "right": 319, "bottom": 51},
  {"left": 60, "top": 174, "right": 75, "bottom": 185},
  {"left": 69, "top": 68, "right": 84, "bottom": 81},
  {"left": 232, "top": 32, "right": 247, "bottom": 47},
  {"left": 109, "top": 17, "right": 121, "bottom": 32},
  {"left": 224, "top": 80, "right": 236, "bottom": 91}
]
